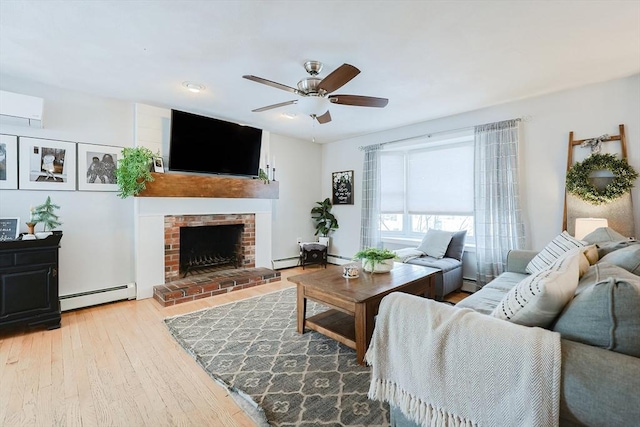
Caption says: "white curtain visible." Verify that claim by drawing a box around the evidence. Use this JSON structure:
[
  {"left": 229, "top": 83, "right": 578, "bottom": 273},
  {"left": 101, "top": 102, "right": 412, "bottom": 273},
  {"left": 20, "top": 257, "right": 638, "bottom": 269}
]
[
  {"left": 360, "top": 144, "right": 382, "bottom": 249},
  {"left": 474, "top": 119, "right": 525, "bottom": 287}
]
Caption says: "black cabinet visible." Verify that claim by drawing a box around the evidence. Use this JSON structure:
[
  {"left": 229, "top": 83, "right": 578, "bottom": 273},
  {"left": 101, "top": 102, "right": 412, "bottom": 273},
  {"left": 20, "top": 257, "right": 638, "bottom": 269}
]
[{"left": 0, "top": 233, "right": 62, "bottom": 330}]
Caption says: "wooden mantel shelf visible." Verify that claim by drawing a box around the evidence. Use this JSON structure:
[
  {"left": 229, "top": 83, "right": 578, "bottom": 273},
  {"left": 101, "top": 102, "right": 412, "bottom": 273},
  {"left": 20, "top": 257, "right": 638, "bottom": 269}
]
[{"left": 136, "top": 173, "right": 279, "bottom": 199}]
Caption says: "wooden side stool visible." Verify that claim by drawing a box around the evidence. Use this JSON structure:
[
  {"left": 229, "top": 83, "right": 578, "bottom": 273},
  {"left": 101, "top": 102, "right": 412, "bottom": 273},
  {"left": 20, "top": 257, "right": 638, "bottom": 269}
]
[{"left": 299, "top": 243, "right": 328, "bottom": 269}]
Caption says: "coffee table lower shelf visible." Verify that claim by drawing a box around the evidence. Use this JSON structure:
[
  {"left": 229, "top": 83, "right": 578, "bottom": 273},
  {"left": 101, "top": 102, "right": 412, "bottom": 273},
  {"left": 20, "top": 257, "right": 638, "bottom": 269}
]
[{"left": 305, "top": 309, "right": 356, "bottom": 350}]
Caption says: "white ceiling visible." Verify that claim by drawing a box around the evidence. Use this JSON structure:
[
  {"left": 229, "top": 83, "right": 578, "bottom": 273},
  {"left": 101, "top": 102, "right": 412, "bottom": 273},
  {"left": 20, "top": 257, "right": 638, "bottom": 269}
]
[{"left": 1, "top": 1, "right": 639, "bottom": 144}]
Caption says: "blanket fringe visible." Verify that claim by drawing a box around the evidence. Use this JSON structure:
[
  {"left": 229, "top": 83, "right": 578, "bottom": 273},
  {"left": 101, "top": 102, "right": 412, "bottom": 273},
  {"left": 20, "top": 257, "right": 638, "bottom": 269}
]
[{"left": 368, "top": 378, "right": 476, "bottom": 427}]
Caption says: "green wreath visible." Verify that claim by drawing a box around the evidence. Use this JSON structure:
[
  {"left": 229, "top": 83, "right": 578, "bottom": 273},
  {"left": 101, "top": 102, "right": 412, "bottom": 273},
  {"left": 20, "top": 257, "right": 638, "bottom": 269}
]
[{"left": 566, "top": 153, "right": 638, "bottom": 205}]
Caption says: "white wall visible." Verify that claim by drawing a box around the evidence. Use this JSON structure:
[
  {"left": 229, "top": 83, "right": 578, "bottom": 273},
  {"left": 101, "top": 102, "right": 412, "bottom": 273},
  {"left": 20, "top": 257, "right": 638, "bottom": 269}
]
[
  {"left": 0, "top": 79, "right": 322, "bottom": 302},
  {"left": 322, "top": 74, "right": 640, "bottom": 260},
  {"left": 0, "top": 76, "right": 136, "bottom": 297}
]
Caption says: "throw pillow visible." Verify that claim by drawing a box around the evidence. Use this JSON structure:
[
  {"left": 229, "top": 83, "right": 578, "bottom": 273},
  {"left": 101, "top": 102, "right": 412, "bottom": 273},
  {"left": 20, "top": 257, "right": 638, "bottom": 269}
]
[
  {"left": 553, "top": 262, "right": 640, "bottom": 358},
  {"left": 525, "top": 231, "right": 585, "bottom": 274},
  {"left": 492, "top": 251, "right": 580, "bottom": 327},
  {"left": 595, "top": 239, "right": 640, "bottom": 259},
  {"left": 417, "top": 229, "right": 453, "bottom": 259},
  {"left": 582, "top": 227, "right": 627, "bottom": 244},
  {"left": 598, "top": 244, "right": 640, "bottom": 275},
  {"left": 444, "top": 230, "right": 467, "bottom": 261}
]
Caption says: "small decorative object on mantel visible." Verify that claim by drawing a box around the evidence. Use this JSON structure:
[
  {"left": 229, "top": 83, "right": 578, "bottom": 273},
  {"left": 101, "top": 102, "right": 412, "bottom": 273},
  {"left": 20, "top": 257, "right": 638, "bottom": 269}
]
[
  {"left": 353, "top": 247, "right": 397, "bottom": 273},
  {"left": 566, "top": 153, "right": 638, "bottom": 205},
  {"left": 32, "top": 196, "right": 62, "bottom": 239},
  {"left": 332, "top": 170, "right": 354, "bottom": 205},
  {"left": 258, "top": 168, "right": 270, "bottom": 184}
]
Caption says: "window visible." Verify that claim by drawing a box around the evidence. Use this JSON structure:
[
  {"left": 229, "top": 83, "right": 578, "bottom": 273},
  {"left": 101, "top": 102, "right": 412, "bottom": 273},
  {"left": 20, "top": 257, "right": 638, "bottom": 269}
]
[{"left": 379, "top": 133, "right": 474, "bottom": 240}]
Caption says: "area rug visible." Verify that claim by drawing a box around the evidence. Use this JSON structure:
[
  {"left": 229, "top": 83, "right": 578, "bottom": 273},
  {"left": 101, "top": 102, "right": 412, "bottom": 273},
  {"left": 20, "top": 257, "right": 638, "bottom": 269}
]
[{"left": 164, "top": 287, "right": 389, "bottom": 427}]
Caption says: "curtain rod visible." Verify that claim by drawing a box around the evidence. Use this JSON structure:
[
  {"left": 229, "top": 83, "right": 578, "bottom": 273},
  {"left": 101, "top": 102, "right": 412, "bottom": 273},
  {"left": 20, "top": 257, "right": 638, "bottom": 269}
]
[{"left": 358, "top": 116, "right": 529, "bottom": 151}]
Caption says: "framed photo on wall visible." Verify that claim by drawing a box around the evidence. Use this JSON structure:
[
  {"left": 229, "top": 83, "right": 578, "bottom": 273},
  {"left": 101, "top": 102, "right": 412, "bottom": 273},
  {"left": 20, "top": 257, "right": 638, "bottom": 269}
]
[
  {"left": 77, "top": 143, "right": 120, "bottom": 191},
  {"left": 332, "top": 170, "right": 354, "bottom": 205},
  {"left": 19, "top": 137, "right": 77, "bottom": 191},
  {"left": 0, "top": 134, "right": 18, "bottom": 190}
]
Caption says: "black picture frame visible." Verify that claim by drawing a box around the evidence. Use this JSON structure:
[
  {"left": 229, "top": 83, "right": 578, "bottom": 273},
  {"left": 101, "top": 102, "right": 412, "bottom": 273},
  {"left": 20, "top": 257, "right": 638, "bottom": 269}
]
[
  {"left": 0, "top": 217, "right": 20, "bottom": 241},
  {"left": 332, "top": 170, "right": 354, "bottom": 205}
]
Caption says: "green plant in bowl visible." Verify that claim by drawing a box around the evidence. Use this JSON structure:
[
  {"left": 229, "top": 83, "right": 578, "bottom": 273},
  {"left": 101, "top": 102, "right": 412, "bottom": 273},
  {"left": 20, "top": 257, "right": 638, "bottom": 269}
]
[{"left": 353, "top": 247, "right": 397, "bottom": 273}]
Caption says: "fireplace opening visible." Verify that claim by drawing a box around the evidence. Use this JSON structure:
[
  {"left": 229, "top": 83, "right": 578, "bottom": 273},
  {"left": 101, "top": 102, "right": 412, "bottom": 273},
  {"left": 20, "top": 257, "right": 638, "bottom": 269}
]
[{"left": 179, "top": 224, "right": 243, "bottom": 277}]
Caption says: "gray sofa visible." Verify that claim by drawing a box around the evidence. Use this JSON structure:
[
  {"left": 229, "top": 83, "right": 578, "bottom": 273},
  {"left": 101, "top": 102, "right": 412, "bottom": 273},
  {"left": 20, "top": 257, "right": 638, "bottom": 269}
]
[
  {"left": 403, "top": 230, "right": 466, "bottom": 300},
  {"left": 390, "top": 240, "right": 640, "bottom": 426}
]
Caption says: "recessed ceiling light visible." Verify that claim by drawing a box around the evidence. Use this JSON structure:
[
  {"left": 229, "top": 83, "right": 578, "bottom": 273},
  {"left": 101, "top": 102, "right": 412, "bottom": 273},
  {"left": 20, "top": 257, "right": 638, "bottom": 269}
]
[
  {"left": 282, "top": 112, "right": 297, "bottom": 119},
  {"left": 182, "top": 81, "right": 205, "bottom": 93}
]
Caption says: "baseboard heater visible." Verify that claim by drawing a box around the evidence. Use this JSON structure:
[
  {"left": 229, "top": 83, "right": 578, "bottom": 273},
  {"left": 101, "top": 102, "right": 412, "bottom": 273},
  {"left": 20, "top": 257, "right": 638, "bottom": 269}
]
[
  {"left": 271, "top": 254, "right": 352, "bottom": 270},
  {"left": 59, "top": 283, "right": 136, "bottom": 311}
]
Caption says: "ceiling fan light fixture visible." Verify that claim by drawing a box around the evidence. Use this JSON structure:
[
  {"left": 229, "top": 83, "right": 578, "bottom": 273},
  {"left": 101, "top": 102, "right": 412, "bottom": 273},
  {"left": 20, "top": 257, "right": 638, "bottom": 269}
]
[
  {"left": 182, "top": 81, "right": 205, "bottom": 93},
  {"left": 298, "top": 95, "right": 329, "bottom": 116}
]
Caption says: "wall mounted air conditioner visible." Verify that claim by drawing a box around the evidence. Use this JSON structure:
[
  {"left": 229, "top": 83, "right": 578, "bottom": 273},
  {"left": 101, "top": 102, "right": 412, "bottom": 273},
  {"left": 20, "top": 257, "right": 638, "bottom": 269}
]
[{"left": 0, "top": 90, "right": 44, "bottom": 128}]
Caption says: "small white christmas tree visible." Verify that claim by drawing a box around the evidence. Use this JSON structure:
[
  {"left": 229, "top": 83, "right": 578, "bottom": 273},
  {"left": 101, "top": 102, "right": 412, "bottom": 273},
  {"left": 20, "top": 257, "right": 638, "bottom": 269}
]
[{"left": 33, "top": 196, "right": 62, "bottom": 232}]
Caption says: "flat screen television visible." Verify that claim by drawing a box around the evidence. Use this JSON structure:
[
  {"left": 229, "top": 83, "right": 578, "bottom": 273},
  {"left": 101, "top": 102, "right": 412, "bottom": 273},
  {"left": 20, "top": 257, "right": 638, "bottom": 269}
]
[{"left": 169, "top": 109, "right": 262, "bottom": 177}]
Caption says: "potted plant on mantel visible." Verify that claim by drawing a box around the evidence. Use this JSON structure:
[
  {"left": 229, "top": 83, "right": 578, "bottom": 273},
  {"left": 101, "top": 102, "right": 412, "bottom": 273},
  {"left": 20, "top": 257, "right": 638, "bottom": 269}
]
[
  {"left": 115, "top": 147, "right": 156, "bottom": 198},
  {"left": 310, "top": 198, "right": 339, "bottom": 247},
  {"left": 353, "top": 247, "right": 398, "bottom": 273}
]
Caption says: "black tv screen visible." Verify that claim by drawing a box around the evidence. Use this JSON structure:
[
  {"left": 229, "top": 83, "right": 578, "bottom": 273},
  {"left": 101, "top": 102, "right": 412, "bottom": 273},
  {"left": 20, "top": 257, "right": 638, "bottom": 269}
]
[{"left": 169, "top": 109, "right": 262, "bottom": 177}]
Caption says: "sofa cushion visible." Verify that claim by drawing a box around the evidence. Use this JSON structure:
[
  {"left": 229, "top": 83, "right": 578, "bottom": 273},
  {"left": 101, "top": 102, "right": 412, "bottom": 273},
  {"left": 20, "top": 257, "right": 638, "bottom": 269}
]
[
  {"left": 598, "top": 244, "right": 640, "bottom": 275},
  {"left": 456, "top": 272, "right": 526, "bottom": 315},
  {"left": 406, "top": 256, "right": 460, "bottom": 273},
  {"left": 417, "top": 229, "right": 453, "bottom": 259},
  {"left": 582, "top": 226, "right": 627, "bottom": 244},
  {"left": 595, "top": 239, "right": 639, "bottom": 258},
  {"left": 552, "top": 263, "right": 640, "bottom": 358},
  {"left": 444, "top": 230, "right": 467, "bottom": 261},
  {"left": 526, "top": 231, "right": 585, "bottom": 274},
  {"left": 493, "top": 251, "right": 580, "bottom": 327}
]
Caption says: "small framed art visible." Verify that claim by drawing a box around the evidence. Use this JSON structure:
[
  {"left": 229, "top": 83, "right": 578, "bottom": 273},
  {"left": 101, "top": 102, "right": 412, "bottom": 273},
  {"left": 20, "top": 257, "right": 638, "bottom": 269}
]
[
  {"left": 77, "top": 143, "right": 120, "bottom": 191},
  {"left": 332, "top": 170, "right": 354, "bottom": 205},
  {"left": 0, "top": 134, "right": 18, "bottom": 190},
  {"left": 18, "top": 137, "right": 77, "bottom": 191},
  {"left": 0, "top": 217, "right": 20, "bottom": 241},
  {"left": 153, "top": 157, "right": 165, "bottom": 173}
]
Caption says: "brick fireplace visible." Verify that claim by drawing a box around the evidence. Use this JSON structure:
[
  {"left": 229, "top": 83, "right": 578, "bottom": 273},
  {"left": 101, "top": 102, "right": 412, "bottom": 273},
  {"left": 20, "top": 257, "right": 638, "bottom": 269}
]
[{"left": 153, "top": 213, "right": 280, "bottom": 306}]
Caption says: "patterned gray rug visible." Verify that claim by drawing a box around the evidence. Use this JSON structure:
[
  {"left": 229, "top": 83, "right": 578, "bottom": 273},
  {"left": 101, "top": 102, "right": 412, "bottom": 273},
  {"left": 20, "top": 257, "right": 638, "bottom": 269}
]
[{"left": 164, "top": 287, "right": 389, "bottom": 427}]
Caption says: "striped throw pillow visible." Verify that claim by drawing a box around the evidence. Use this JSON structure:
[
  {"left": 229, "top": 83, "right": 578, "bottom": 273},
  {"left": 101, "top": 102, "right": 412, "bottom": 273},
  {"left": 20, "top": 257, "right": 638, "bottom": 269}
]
[
  {"left": 493, "top": 251, "right": 580, "bottom": 327},
  {"left": 526, "top": 231, "right": 585, "bottom": 274}
]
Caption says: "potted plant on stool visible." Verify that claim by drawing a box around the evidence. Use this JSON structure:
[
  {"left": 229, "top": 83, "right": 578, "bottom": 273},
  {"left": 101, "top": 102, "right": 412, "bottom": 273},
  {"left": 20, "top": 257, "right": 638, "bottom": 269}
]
[
  {"left": 311, "top": 198, "right": 339, "bottom": 247},
  {"left": 353, "top": 248, "right": 397, "bottom": 273}
]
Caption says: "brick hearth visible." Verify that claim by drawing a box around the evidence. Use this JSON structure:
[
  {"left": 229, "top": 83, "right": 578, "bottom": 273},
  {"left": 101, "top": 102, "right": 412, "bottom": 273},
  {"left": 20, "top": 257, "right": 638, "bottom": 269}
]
[{"left": 153, "top": 267, "right": 281, "bottom": 306}]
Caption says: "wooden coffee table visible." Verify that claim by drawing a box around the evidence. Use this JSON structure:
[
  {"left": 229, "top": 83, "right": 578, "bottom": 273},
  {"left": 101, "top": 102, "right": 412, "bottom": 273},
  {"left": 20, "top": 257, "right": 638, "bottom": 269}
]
[{"left": 288, "top": 262, "right": 440, "bottom": 365}]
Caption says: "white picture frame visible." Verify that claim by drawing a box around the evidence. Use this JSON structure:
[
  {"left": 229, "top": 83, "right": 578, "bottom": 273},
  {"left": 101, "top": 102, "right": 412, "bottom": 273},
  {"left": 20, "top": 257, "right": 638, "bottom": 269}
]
[
  {"left": 18, "top": 137, "right": 77, "bottom": 191},
  {"left": 0, "top": 134, "right": 18, "bottom": 190},
  {"left": 153, "top": 157, "right": 164, "bottom": 173},
  {"left": 77, "top": 143, "right": 121, "bottom": 191}
]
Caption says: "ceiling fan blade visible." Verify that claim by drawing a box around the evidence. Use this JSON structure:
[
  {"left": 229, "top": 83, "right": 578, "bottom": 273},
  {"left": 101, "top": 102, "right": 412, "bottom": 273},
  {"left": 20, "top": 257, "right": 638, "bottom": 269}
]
[
  {"left": 243, "top": 75, "right": 299, "bottom": 94},
  {"left": 318, "top": 64, "right": 360, "bottom": 94},
  {"left": 315, "top": 110, "right": 332, "bottom": 124},
  {"left": 252, "top": 100, "right": 297, "bottom": 112},
  {"left": 328, "top": 94, "right": 389, "bottom": 108}
]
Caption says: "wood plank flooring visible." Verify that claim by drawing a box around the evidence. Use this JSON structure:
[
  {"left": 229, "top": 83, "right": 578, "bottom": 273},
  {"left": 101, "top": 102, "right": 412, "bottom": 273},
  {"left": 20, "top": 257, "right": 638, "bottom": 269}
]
[{"left": 0, "top": 266, "right": 468, "bottom": 427}]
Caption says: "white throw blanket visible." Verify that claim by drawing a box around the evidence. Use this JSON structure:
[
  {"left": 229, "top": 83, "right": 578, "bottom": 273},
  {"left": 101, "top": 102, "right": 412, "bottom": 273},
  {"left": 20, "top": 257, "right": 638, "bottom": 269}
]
[
  {"left": 393, "top": 247, "right": 425, "bottom": 263},
  {"left": 366, "top": 293, "right": 561, "bottom": 427}
]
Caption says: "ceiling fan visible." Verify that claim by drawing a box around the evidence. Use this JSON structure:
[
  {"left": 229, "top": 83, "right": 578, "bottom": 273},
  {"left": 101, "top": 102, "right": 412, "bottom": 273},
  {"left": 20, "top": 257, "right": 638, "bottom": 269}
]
[{"left": 243, "top": 61, "right": 388, "bottom": 124}]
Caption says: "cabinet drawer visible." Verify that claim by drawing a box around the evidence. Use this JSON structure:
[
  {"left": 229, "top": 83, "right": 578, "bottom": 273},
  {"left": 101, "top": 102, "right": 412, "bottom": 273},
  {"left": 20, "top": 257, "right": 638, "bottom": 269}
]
[
  {"left": 15, "top": 250, "right": 56, "bottom": 266},
  {"left": 0, "top": 254, "right": 13, "bottom": 268}
]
